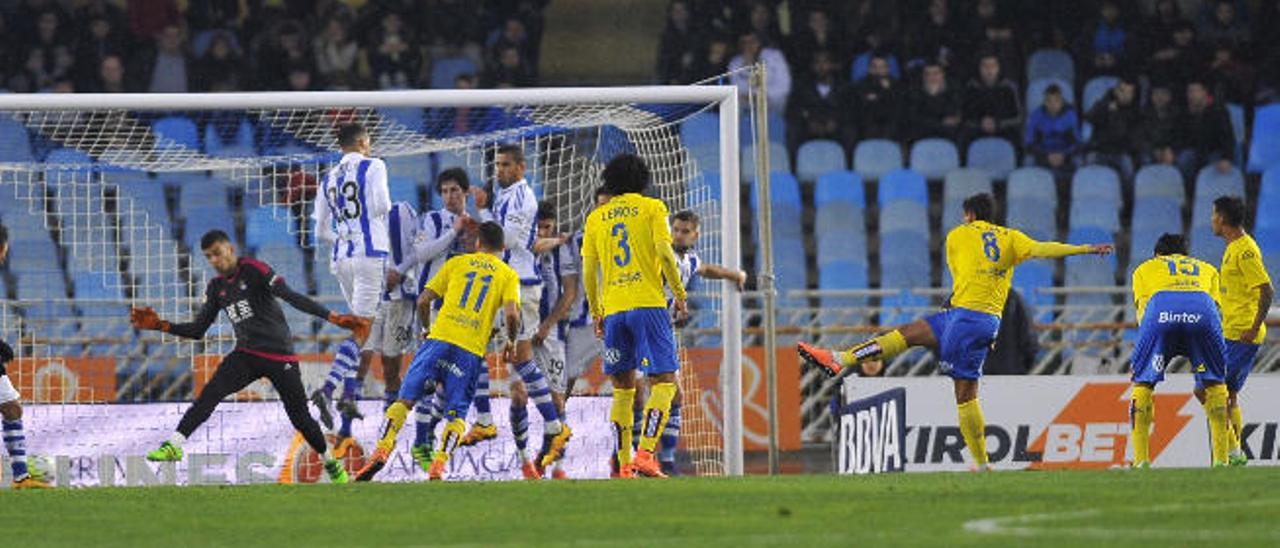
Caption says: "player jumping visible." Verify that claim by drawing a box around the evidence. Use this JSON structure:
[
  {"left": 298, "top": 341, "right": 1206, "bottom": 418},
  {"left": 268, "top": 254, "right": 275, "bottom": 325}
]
[
  {"left": 1128, "top": 234, "right": 1232, "bottom": 467},
  {"left": 530, "top": 200, "right": 581, "bottom": 479},
  {"left": 582, "top": 153, "right": 688, "bottom": 478},
  {"left": 355, "top": 222, "right": 521, "bottom": 481},
  {"left": 133, "top": 230, "right": 363, "bottom": 483},
  {"left": 0, "top": 225, "right": 52, "bottom": 489},
  {"left": 311, "top": 123, "right": 388, "bottom": 435},
  {"left": 1206, "top": 196, "right": 1272, "bottom": 466},
  {"left": 798, "top": 193, "right": 1112, "bottom": 471}
]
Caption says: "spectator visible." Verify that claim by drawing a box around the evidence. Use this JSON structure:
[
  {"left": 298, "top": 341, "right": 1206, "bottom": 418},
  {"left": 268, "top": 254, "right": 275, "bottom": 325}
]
[
  {"left": 256, "top": 21, "right": 310, "bottom": 90},
  {"left": 907, "top": 61, "right": 964, "bottom": 142},
  {"left": 1138, "top": 84, "right": 1181, "bottom": 166},
  {"left": 837, "top": 0, "right": 900, "bottom": 58},
  {"left": 728, "top": 31, "right": 791, "bottom": 113},
  {"left": 313, "top": 17, "right": 360, "bottom": 89},
  {"left": 785, "top": 50, "right": 854, "bottom": 152},
  {"left": 285, "top": 61, "right": 318, "bottom": 92},
  {"left": 1083, "top": 1, "right": 1128, "bottom": 77},
  {"left": 484, "top": 45, "right": 535, "bottom": 88},
  {"left": 984, "top": 289, "right": 1038, "bottom": 375},
  {"left": 849, "top": 53, "right": 904, "bottom": 141},
  {"left": 191, "top": 31, "right": 244, "bottom": 92},
  {"left": 1147, "top": 20, "right": 1204, "bottom": 90},
  {"left": 786, "top": 7, "right": 844, "bottom": 81},
  {"left": 906, "top": 0, "right": 968, "bottom": 74},
  {"left": 127, "top": 0, "right": 181, "bottom": 42},
  {"left": 19, "top": 10, "right": 75, "bottom": 92},
  {"left": 73, "top": 15, "right": 126, "bottom": 91},
  {"left": 487, "top": 17, "right": 533, "bottom": 77},
  {"left": 139, "top": 24, "right": 190, "bottom": 93},
  {"left": 86, "top": 54, "right": 131, "bottom": 93},
  {"left": 656, "top": 0, "right": 701, "bottom": 85},
  {"left": 1085, "top": 77, "right": 1141, "bottom": 181},
  {"left": 1198, "top": 0, "right": 1250, "bottom": 50},
  {"left": 1024, "top": 84, "right": 1080, "bottom": 178},
  {"left": 1175, "top": 80, "right": 1235, "bottom": 178},
  {"left": 368, "top": 12, "right": 421, "bottom": 89},
  {"left": 187, "top": 0, "right": 247, "bottom": 33},
  {"left": 963, "top": 53, "right": 1021, "bottom": 145},
  {"left": 1206, "top": 43, "right": 1254, "bottom": 105},
  {"left": 695, "top": 34, "right": 732, "bottom": 80},
  {"left": 744, "top": 1, "right": 782, "bottom": 48},
  {"left": 967, "top": 0, "right": 1019, "bottom": 82},
  {"left": 1142, "top": 0, "right": 1184, "bottom": 56}
]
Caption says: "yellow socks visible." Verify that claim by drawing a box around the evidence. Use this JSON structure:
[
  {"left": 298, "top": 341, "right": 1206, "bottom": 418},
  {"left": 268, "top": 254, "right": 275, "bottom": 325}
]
[
  {"left": 1230, "top": 404, "right": 1244, "bottom": 453},
  {"left": 638, "top": 382, "right": 677, "bottom": 453},
  {"left": 434, "top": 418, "right": 467, "bottom": 465},
  {"left": 1130, "top": 385, "right": 1154, "bottom": 465},
  {"left": 377, "top": 401, "right": 410, "bottom": 452},
  {"left": 956, "top": 399, "right": 988, "bottom": 466},
  {"left": 839, "top": 330, "right": 908, "bottom": 366},
  {"left": 611, "top": 388, "right": 637, "bottom": 466},
  {"left": 1203, "top": 384, "right": 1230, "bottom": 465}
]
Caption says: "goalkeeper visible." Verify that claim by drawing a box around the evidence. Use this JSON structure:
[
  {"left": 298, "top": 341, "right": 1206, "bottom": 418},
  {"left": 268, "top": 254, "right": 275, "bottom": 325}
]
[{"left": 132, "top": 230, "right": 364, "bottom": 484}]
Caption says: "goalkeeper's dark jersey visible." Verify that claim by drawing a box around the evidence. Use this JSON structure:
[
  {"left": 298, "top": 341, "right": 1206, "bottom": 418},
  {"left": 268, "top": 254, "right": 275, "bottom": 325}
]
[{"left": 167, "top": 258, "right": 331, "bottom": 361}]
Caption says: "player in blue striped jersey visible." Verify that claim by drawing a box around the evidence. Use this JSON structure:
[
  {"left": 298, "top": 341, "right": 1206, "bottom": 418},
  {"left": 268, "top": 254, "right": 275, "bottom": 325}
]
[
  {"left": 310, "top": 124, "right": 387, "bottom": 431},
  {"left": 0, "top": 225, "right": 51, "bottom": 489},
  {"left": 530, "top": 201, "right": 581, "bottom": 479},
  {"left": 461, "top": 145, "right": 572, "bottom": 479}
]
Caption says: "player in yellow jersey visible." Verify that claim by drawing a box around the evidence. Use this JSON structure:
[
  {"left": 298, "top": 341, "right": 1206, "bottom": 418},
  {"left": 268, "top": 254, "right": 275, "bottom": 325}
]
[
  {"left": 1128, "top": 233, "right": 1232, "bottom": 468},
  {"left": 581, "top": 154, "right": 687, "bottom": 478},
  {"left": 1207, "top": 197, "right": 1273, "bottom": 466},
  {"left": 354, "top": 222, "right": 522, "bottom": 481},
  {"left": 799, "top": 193, "right": 1112, "bottom": 470}
]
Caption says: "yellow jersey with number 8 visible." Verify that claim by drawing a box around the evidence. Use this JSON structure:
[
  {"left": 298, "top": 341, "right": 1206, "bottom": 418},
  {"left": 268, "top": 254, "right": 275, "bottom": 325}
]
[
  {"left": 946, "top": 221, "right": 1045, "bottom": 316},
  {"left": 582, "top": 193, "right": 685, "bottom": 316},
  {"left": 424, "top": 252, "right": 521, "bottom": 356}
]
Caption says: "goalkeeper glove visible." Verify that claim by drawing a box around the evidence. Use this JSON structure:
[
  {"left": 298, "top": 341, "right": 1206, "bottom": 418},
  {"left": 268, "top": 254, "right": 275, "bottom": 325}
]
[
  {"left": 329, "top": 312, "right": 372, "bottom": 342},
  {"left": 130, "top": 307, "right": 171, "bottom": 332}
]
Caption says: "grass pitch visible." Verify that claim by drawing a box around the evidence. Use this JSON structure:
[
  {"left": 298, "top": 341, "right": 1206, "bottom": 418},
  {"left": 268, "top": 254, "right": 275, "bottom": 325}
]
[{"left": 4, "top": 467, "right": 1279, "bottom": 547}]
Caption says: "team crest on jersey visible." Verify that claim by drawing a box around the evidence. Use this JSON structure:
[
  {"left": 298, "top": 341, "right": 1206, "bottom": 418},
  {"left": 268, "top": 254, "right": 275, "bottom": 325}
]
[{"left": 602, "top": 347, "right": 622, "bottom": 365}]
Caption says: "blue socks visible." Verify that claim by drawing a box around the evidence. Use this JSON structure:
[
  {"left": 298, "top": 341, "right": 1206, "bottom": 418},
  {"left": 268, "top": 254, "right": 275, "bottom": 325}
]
[
  {"left": 473, "top": 368, "right": 493, "bottom": 426},
  {"left": 323, "top": 339, "right": 360, "bottom": 398},
  {"left": 414, "top": 394, "right": 441, "bottom": 446},
  {"left": 510, "top": 404, "right": 529, "bottom": 458},
  {"left": 4, "top": 420, "right": 28, "bottom": 480},
  {"left": 514, "top": 360, "right": 562, "bottom": 434}
]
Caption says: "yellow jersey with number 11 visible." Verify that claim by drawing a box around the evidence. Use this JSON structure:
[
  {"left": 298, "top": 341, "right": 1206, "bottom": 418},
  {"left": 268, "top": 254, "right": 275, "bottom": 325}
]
[
  {"left": 423, "top": 252, "right": 521, "bottom": 357},
  {"left": 582, "top": 193, "right": 686, "bottom": 317}
]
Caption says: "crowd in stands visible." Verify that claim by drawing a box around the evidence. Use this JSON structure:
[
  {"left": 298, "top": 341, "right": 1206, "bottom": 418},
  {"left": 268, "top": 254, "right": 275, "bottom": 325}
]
[
  {"left": 657, "top": 0, "right": 1280, "bottom": 184},
  {"left": 0, "top": 0, "right": 549, "bottom": 95}
]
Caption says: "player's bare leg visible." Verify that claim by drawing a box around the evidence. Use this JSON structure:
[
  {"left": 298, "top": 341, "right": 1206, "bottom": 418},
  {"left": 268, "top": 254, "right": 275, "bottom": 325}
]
[{"left": 798, "top": 319, "right": 937, "bottom": 377}]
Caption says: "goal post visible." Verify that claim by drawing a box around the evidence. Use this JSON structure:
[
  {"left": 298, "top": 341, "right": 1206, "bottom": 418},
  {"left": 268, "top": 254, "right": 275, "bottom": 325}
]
[{"left": 0, "top": 85, "right": 746, "bottom": 478}]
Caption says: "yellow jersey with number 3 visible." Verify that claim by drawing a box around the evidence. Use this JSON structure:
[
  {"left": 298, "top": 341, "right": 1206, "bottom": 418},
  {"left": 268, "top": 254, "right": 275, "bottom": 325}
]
[
  {"left": 944, "top": 221, "right": 1049, "bottom": 316},
  {"left": 1219, "top": 235, "right": 1271, "bottom": 343},
  {"left": 1131, "top": 254, "right": 1221, "bottom": 322},
  {"left": 423, "top": 252, "right": 521, "bottom": 356},
  {"left": 582, "top": 193, "right": 686, "bottom": 316}
]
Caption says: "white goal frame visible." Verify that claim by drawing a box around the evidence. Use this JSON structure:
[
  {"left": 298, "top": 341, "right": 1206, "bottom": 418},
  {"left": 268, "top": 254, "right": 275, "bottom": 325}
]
[{"left": 0, "top": 86, "right": 746, "bottom": 476}]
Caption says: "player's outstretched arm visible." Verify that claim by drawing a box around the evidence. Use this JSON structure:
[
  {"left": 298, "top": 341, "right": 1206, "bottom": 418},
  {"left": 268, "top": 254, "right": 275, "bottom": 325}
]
[
  {"left": 1028, "top": 240, "right": 1113, "bottom": 259},
  {"left": 133, "top": 297, "right": 217, "bottom": 339},
  {"left": 697, "top": 263, "right": 748, "bottom": 291},
  {"left": 269, "top": 276, "right": 332, "bottom": 320}
]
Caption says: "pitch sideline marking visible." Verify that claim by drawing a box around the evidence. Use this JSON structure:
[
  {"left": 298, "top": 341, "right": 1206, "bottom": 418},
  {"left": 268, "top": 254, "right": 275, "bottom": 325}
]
[{"left": 963, "top": 498, "right": 1280, "bottom": 541}]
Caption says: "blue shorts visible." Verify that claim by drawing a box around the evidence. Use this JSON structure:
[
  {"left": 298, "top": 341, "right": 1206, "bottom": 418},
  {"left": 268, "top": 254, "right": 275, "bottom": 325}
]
[
  {"left": 1223, "top": 340, "right": 1260, "bottom": 393},
  {"left": 924, "top": 308, "right": 1001, "bottom": 380},
  {"left": 602, "top": 307, "right": 679, "bottom": 377},
  {"left": 1130, "top": 292, "right": 1226, "bottom": 388},
  {"left": 398, "top": 339, "right": 484, "bottom": 419}
]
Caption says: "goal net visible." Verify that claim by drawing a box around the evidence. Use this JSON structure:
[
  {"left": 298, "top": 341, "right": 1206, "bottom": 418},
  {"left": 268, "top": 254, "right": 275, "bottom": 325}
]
[{"left": 0, "top": 87, "right": 744, "bottom": 485}]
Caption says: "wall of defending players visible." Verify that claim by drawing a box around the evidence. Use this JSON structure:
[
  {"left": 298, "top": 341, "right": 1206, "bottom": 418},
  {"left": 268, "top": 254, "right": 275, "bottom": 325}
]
[{"left": 835, "top": 375, "right": 1280, "bottom": 474}]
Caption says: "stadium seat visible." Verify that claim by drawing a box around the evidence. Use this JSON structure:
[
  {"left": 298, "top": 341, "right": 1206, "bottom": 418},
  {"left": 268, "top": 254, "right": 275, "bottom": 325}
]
[
  {"left": 818, "top": 260, "right": 870, "bottom": 293},
  {"left": 877, "top": 168, "right": 927, "bottom": 207},
  {"left": 1026, "top": 49, "right": 1075, "bottom": 84},
  {"left": 1005, "top": 196, "right": 1055, "bottom": 241},
  {"left": 814, "top": 170, "right": 865, "bottom": 210},
  {"left": 739, "top": 110, "right": 786, "bottom": 147},
  {"left": 152, "top": 116, "right": 201, "bottom": 150},
  {"left": 1071, "top": 165, "right": 1121, "bottom": 204},
  {"left": 795, "top": 140, "right": 847, "bottom": 182},
  {"left": 698, "top": 171, "right": 722, "bottom": 203},
  {"left": 879, "top": 201, "right": 929, "bottom": 236},
  {"left": 0, "top": 117, "right": 35, "bottom": 162},
  {"left": 749, "top": 171, "right": 802, "bottom": 217},
  {"left": 1011, "top": 261, "right": 1054, "bottom": 321},
  {"left": 1227, "top": 103, "right": 1245, "bottom": 165},
  {"left": 384, "top": 153, "right": 431, "bottom": 183},
  {"left": 429, "top": 56, "right": 478, "bottom": 89},
  {"left": 1190, "top": 165, "right": 1245, "bottom": 229},
  {"left": 941, "top": 168, "right": 993, "bottom": 229},
  {"left": 1006, "top": 167, "right": 1056, "bottom": 202},
  {"left": 879, "top": 230, "right": 930, "bottom": 288},
  {"left": 966, "top": 137, "right": 1016, "bottom": 180},
  {"left": 1081, "top": 76, "right": 1119, "bottom": 112},
  {"left": 1069, "top": 197, "right": 1119, "bottom": 233},
  {"left": 850, "top": 52, "right": 901, "bottom": 82},
  {"left": 245, "top": 206, "right": 296, "bottom": 250},
  {"left": 204, "top": 118, "right": 256, "bottom": 157},
  {"left": 183, "top": 207, "right": 237, "bottom": 250},
  {"left": 43, "top": 147, "right": 93, "bottom": 169},
  {"left": 1247, "top": 104, "right": 1280, "bottom": 174},
  {"left": 908, "top": 138, "right": 960, "bottom": 181},
  {"left": 71, "top": 271, "right": 124, "bottom": 301},
  {"left": 379, "top": 107, "right": 425, "bottom": 130},
  {"left": 816, "top": 208, "right": 867, "bottom": 264},
  {"left": 680, "top": 111, "right": 719, "bottom": 149},
  {"left": 1189, "top": 232, "right": 1225, "bottom": 264},
  {"left": 1257, "top": 169, "right": 1280, "bottom": 231},
  {"left": 853, "top": 139, "right": 903, "bottom": 182},
  {"left": 1064, "top": 227, "right": 1117, "bottom": 286},
  {"left": 688, "top": 143, "right": 719, "bottom": 173},
  {"left": 1026, "top": 77, "right": 1076, "bottom": 113},
  {"left": 741, "top": 141, "right": 790, "bottom": 176},
  {"left": 1133, "top": 165, "right": 1184, "bottom": 203},
  {"left": 1128, "top": 197, "right": 1183, "bottom": 271},
  {"left": 257, "top": 244, "right": 307, "bottom": 292},
  {"left": 175, "top": 177, "right": 227, "bottom": 216}
]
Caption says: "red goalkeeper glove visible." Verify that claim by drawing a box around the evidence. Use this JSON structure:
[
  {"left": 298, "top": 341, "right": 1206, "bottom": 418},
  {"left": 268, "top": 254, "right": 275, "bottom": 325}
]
[{"left": 130, "top": 307, "right": 170, "bottom": 332}]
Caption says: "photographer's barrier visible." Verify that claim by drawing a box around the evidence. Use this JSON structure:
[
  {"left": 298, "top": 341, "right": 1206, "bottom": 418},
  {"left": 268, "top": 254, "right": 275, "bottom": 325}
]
[{"left": 836, "top": 375, "right": 1280, "bottom": 473}]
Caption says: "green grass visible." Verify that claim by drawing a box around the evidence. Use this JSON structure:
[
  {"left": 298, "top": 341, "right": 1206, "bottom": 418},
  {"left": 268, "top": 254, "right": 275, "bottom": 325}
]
[{"left": 4, "top": 468, "right": 1280, "bottom": 547}]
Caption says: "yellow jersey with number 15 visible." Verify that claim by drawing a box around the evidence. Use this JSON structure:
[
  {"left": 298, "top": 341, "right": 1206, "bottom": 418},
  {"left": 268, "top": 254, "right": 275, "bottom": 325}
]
[
  {"left": 582, "top": 193, "right": 686, "bottom": 317},
  {"left": 423, "top": 252, "right": 521, "bottom": 357},
  {"left": 1131, "top": 254, "right": 1220, "bottom": 323}
]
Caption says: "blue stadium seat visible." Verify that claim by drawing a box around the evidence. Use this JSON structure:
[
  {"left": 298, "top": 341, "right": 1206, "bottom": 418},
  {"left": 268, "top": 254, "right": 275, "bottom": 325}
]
[
  {"left": 204, "top": 118, "right": 256, "bottom": 157},
  {"left": 698, "top": 171, "right": 722, "bottom": 203},
  {"left": 687, "top": 143, "right": 718, "bottom": 173},
  {"left": 6, "top": 243, "right": 59, "bottom": 275},
  {"left": 1069, "top": 198, "right": 1119, "bottom": 233},
  {"left": 42, "top": 148, "right": 95, "bottom": 187},
  {"left": 795, "top": 140, "right": 847, "bottom": 182},
  {"left": 1007, "top": 166, "right": 1056, "bottom": 201},
  {"left": 380, "top": 107, "right": 425, "bottom": 130},
  {"left": 909, "top": 138, "right": 960, "bottom": 180},
  {"left": 1081, "top": 76, "right": 1119, "bottom": 112},
  {"left": 879, "top": 230, "right": 930, "bottom": 288},
  {"left": 1026, "top": 77, "right": 1076, "bottom": 113},
  {"left": 115, "top": 180, "right": 170, "bottom": 225},
  {"left": 0, "top": 117, "right": 34, "bottom": 162},
  {"left": 877, "top": 168, "right": 927, "bottom": 207},
  {"left": 750, "top": 171, "right": 802, "bottom": 216},
  {"left": 313, "top": 255, "right": 342, "bottom": 297},
  {"left": 1026, "top": 49, "right": 1075, "bottom": 84},
  {"left": 966, "top": 137, "right": 1016, "bottom": 180},
  {"left": 429, "top": 56, "right": 478, "bottom": 89},
  {"left": 71, "top": 271, "right": 124, "bottom": 301},
  {"left": 818, "top": 260, "right": 869, "bottom": 292},
  {"left": 1133, "top": 165, "right": 1184, "bottom": 202},
  {"left": 175, "top": 177, "right": 226, "bottom": 216},
  {"left": 1071, "top": 165, "right": 1121, "bottom": 203},
  {"left": 1257, "top": 169, "right": 1280, "bottom": 231},
  {"left": 853, "top": 139, "right": 902, "bottom": 181},
  {"left": 43, "top": 147, "right": 93, "bottom": 165},
  {"left": 680, "top": 112, "right": 719, "bottom": 148},
  {"left": 1247, "top": 104, "right": 1280, "bottom": 174},
  {"left": 183, "top": 207, "right": 237, "bottom": 250},
  {"left": 879, "top": 200, "right": 929, "bottom": 235},
  {"left": 15, "top": 274, "right": 67, "bottom": 300},
  {"left": 1012, "top": 261, "right": 1054, "bottom": 321},
  {"left": 1005, "top": 196, "right": 1055, "bottom": 241},
  {"left": 741, "top": 141, "right": 791, "bottom": 175},
  {"left": 1128, "top": 197, "right": 1183, "bottom": 271},
  {"left": 814, "top": 170, "right": 865, "bottom": 210},
  {"left": 1190, "top": 165, "right": 1245, "bottom": 230},
  {"left": 850, "top": 52, "right": 901, "bottom": 82},
  {"left": 1189, "top": 232, "right": 1225, "bottom": 264},
  {"left": 1064, "top": 228, "right": 1117, "bottom": 286},
  {"left": 1227, "top": 103, "right": 1245, "bottom": 165},
  {"left": 257, "top": 244, "right": 307, "bottom": 293},
  {"left": 941, "top": 168, "right": 993, "bottom": 229},
  {"left": 816, "top": 208, "right": 867, "bottom": 264},
  {"left": 245, "top": 206, "right": 296, "bottom": 250},
  {"left": 385, "top": 153, "right": 432, "bottom": 183},
  {"left": 152, "top": 116, "right": 200, "bottom": 150},
  {"left": 739, "top": 110, "right": 786, "bottom": 147}
]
